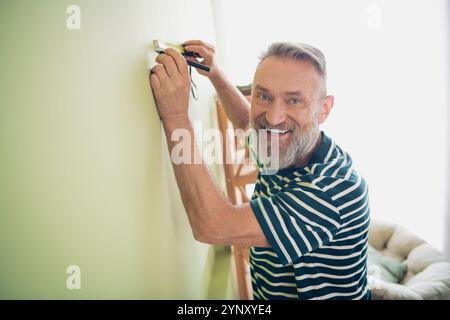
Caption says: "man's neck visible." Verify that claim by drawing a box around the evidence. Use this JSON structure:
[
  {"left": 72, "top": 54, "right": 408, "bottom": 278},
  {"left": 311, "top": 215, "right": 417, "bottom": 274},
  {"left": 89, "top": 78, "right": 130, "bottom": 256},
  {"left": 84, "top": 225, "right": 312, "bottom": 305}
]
[{"left": 289, "top": 132, "right": 323, "bottom": 169}]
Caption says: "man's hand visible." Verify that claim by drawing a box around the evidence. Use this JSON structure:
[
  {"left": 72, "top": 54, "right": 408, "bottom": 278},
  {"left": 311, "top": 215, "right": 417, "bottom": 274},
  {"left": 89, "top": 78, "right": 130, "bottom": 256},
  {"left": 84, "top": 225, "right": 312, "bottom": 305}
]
[
  {"left": 183, "top": 40, "right": 250, "bottom": 130},
  {"left": 149, "top": 48, "right": 190, "bottom": 123},
  {"left": 183, "top": 40, "right": 222, "bottom": 80}
]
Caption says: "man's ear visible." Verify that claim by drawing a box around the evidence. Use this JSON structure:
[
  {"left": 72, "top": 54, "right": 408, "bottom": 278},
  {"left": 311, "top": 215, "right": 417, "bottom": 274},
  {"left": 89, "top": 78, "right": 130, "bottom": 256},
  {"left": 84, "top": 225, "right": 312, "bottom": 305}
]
[{"left": 318, "top": 95, "right": 334, "bottom": 124}]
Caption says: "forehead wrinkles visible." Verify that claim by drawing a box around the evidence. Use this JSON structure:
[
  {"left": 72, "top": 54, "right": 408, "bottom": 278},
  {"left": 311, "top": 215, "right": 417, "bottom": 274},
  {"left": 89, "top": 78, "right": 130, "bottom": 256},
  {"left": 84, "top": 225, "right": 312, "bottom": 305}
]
[
  {"left": 254, "top": 77, "right": 319, "bottom": 101},
  {"left": 254, "top": 58, "right": 321, "bottom": 98},
  {"left": 255, "top": 78, "right": 308, "bottom": 95}
]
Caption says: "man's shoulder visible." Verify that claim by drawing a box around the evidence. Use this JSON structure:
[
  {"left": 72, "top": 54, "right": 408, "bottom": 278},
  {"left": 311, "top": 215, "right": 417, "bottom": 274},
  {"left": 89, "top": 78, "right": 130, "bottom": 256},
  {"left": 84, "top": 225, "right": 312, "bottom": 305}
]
[
  {"left": 288, "top": 155, "right": 368, "bottom": 209},
  {"left": 308, "top": 140, "right": 351, "bottom": 175}
]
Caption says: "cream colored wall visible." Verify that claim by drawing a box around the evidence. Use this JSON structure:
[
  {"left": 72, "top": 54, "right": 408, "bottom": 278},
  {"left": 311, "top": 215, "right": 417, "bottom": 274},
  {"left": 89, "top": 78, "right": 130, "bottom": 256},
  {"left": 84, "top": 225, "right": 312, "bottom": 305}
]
[{"left": 0, "top": 0, "right": 234, "bottom": 299}]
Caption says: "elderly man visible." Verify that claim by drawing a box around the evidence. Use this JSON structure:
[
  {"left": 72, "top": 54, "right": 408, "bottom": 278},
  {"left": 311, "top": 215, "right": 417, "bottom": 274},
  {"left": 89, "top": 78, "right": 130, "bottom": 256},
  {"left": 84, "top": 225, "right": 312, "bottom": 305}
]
[{"left": 149, "top": 40, "right": 371, "bottom": 300}]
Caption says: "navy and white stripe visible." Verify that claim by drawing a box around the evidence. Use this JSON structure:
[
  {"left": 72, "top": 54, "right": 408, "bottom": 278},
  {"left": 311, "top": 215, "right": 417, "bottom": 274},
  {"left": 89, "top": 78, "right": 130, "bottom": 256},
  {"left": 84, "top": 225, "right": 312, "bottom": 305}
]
[{"left": 249, "top": 131, "right": 371, "bottom": 300}]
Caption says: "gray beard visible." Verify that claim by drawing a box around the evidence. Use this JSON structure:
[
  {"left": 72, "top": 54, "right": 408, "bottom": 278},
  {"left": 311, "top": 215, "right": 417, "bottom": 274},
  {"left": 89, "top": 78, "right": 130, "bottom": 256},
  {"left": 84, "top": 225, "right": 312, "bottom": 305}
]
[
  {"left": 252, "top": 120, "right": 320, "bottom": 171},
  {"left": 277, "top": 121, "right": 320, "bottom": 169}
]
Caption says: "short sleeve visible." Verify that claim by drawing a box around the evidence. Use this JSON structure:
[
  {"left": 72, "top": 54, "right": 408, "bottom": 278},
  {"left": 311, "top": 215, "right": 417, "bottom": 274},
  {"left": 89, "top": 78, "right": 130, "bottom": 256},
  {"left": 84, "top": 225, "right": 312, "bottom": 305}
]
[{"left": 250, "top": 184, "right": 341, "bottom": 266}]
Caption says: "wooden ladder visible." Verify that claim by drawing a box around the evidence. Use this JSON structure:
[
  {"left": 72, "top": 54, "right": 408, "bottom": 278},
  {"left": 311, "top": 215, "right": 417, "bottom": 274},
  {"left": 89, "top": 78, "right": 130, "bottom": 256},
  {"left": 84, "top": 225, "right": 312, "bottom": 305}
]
[{"left": 216, "top": 95, "right": 258, "bottom": 300}]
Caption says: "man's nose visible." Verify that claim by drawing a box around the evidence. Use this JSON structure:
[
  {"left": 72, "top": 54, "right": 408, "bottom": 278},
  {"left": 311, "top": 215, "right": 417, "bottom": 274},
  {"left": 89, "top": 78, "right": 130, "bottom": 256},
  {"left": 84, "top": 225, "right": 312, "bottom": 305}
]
[{"left": 265, "top": 102, "right": 286, "bottom": 127}]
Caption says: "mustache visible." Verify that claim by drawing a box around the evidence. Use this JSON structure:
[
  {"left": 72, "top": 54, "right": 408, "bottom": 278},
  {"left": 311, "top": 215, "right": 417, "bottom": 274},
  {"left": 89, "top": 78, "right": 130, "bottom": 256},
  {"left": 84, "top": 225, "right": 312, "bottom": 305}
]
[{"left": 252, "top": 115, "right": 295, "bottom": 131}]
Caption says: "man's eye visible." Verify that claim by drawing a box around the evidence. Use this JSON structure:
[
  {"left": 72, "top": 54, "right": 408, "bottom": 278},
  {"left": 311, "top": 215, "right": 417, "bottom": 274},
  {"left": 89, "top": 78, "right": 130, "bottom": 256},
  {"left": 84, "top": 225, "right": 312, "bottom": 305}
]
[
  {"left": 288, "top": 97, "right": 302, "bottom": 105},
  {"left": 257, "top": 93, "right": 271, "bottom": 102}
]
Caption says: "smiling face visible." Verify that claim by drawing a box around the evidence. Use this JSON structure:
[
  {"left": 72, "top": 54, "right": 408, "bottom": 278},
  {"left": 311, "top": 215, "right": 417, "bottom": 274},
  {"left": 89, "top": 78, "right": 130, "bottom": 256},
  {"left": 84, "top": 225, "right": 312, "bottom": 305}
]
[{"left": 251, "top": 56, "right": 333, "bottom": 169}]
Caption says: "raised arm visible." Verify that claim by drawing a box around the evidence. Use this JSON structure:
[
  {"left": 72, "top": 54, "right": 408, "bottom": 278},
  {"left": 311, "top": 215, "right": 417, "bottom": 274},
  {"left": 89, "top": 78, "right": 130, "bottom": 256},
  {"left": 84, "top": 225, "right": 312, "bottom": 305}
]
[
  {"left": 149, "top": 48, "right": 269, "bottom": 247},
  {"left": 183, "top": 40, "right": 251, "bottom": 130}
]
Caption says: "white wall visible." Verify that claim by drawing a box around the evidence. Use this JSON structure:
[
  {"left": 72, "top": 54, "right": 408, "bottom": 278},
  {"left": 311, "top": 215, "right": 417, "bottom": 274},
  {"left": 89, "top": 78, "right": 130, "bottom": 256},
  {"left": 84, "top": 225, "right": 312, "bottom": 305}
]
[
  {"left": 0, "top": 0, "right": 230, "bottom": 299},
  {"left": 212, "top": 0, "right": 450, "bottom": 252}
]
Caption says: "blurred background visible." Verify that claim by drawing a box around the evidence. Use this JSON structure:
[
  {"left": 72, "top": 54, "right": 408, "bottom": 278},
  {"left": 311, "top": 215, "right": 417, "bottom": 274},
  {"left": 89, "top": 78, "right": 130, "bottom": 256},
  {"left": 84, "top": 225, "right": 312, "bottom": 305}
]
[{"left": 212, "top": 0, "right": 450, "bottom": 256}]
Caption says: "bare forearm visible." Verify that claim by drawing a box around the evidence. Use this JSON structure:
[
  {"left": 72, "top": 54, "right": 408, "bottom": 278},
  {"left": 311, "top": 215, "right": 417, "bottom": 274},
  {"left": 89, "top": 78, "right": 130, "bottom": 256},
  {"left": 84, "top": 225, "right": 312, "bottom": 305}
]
[
  {"left": 162, "top": 118, "right": 232, "bottom": 241},
  {"left": 150, "top": 46, "right": 267, "bottom": 247},
  {"left": 210, "top": 71, "right": 251, "bottom": 130}
]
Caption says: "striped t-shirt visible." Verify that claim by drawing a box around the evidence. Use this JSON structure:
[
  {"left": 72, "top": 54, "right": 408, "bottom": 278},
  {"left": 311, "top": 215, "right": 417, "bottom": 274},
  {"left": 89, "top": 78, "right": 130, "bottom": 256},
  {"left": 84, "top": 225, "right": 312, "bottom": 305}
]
[{"left": 249, "top": 131, "right": 371, "bottom": 300}]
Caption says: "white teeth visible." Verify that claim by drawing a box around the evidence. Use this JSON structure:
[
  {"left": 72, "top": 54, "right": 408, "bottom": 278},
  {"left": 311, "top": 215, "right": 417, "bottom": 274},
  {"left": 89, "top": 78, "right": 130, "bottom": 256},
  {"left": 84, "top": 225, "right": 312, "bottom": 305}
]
[{"left": 266, "top": 128, "right": 289, "bottom": 134}]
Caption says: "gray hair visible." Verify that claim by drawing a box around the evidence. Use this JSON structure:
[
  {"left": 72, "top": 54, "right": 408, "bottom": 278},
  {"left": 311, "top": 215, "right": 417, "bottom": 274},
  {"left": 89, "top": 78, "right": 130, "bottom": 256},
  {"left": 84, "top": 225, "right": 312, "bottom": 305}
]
[{"left": 259, "top": 42, "right": 327, "bottom": 97}]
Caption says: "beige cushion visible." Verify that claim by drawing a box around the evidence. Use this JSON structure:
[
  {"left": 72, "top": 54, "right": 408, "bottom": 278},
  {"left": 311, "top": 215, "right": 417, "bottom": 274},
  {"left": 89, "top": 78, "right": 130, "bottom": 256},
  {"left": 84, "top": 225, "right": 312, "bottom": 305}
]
[{"left": 368, "top": 219, "right": 450, "bottom": 300}]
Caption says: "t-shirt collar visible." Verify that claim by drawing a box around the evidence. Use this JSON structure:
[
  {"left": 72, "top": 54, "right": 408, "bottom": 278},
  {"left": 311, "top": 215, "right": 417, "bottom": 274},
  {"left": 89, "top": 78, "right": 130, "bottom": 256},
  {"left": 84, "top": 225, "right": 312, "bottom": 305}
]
[{"left": 307, "top": 130, "right": 332, "bottom": 166}]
